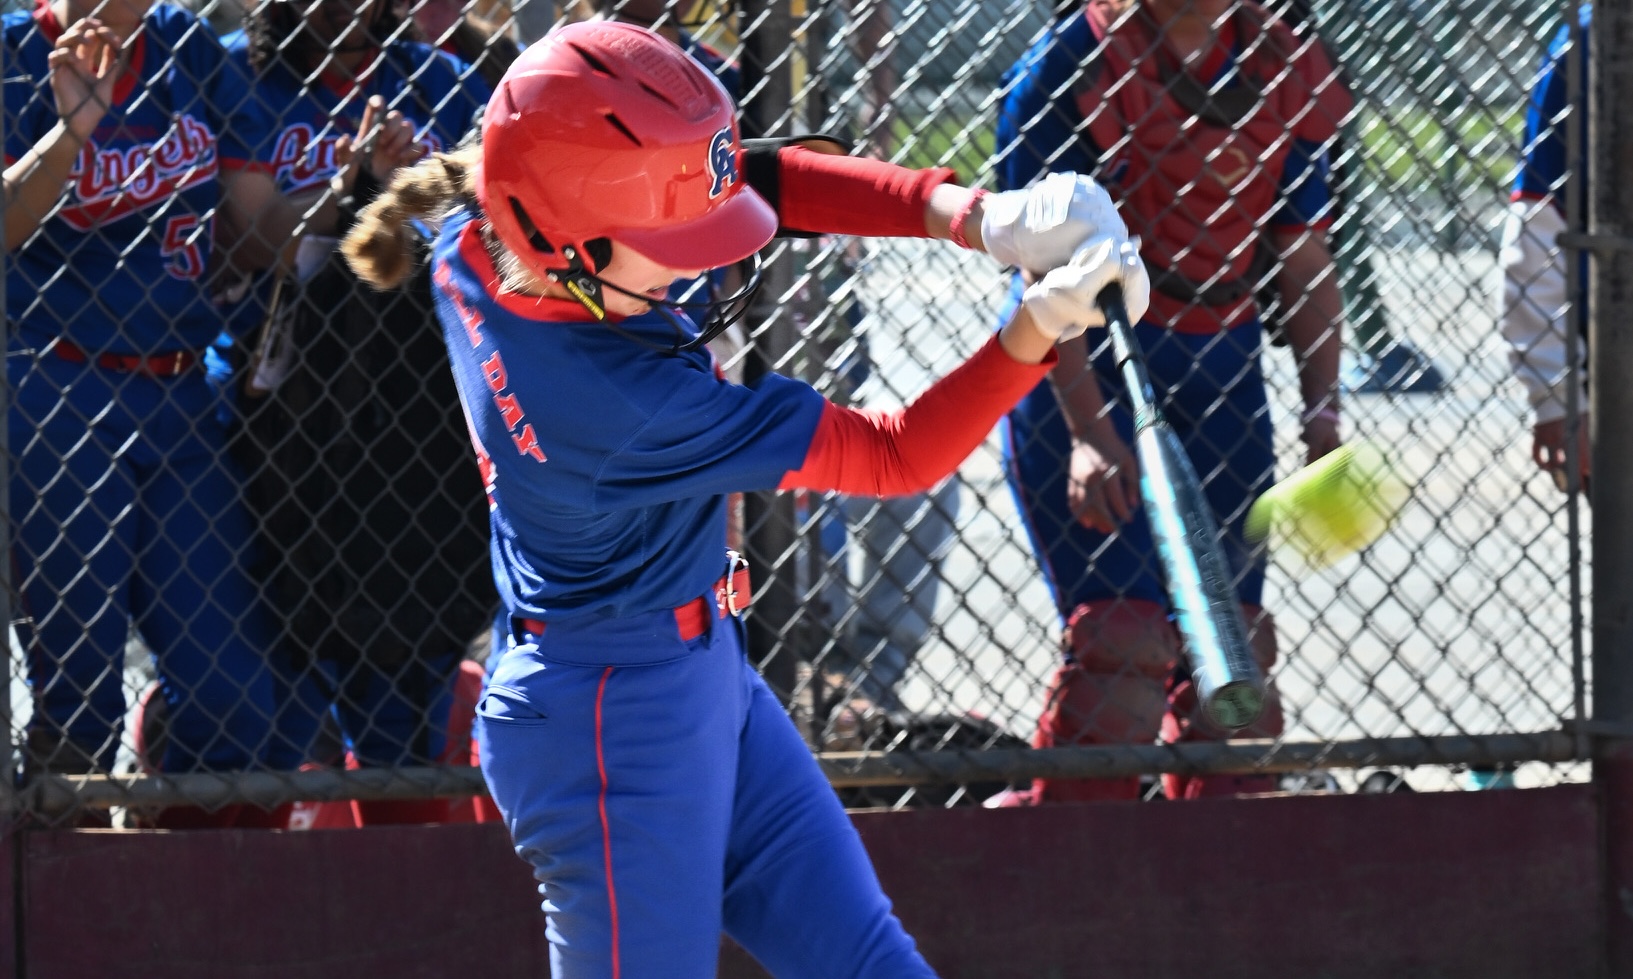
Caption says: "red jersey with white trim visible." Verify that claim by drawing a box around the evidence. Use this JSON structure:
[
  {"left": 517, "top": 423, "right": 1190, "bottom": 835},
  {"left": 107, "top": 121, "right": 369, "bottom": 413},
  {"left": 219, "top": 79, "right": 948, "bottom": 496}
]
[{"left": 3, "top": 2, "right": 245, "bottom": 353}]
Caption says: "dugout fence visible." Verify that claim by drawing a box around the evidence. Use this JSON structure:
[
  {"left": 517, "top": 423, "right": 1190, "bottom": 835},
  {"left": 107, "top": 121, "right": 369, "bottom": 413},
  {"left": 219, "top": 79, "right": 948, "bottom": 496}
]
[{"left": 0, "top": 0, "right": 1614, "bottom": 823}]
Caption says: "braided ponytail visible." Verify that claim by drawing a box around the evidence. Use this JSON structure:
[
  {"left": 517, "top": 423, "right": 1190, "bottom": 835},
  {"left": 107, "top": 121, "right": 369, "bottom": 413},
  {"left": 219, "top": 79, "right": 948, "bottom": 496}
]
[{"left": 342, "top": 145, "right": 482, "bottom": 290}]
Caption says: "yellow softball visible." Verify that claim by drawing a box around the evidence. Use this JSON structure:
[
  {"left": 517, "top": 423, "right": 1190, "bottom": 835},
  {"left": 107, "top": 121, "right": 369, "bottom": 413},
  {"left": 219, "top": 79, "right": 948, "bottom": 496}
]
[{"left": 1246, "top": 441, "right": 1407, "bottom": 569}]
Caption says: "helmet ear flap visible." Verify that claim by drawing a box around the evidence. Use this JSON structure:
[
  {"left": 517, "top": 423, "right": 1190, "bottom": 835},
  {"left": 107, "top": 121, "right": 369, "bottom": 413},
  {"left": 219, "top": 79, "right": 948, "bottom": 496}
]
[{"left": 503, "top": 197, "right": 614, "bottom": 277}]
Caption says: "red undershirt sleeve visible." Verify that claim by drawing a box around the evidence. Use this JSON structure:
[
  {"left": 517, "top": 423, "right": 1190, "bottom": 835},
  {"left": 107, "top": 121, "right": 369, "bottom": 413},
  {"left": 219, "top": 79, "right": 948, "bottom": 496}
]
[
  {"left": 775, "top": 146, "right": 959, "bottom": 239},
  {"left": 779, "top": 335, "right": 1058, "bottom": 496}
]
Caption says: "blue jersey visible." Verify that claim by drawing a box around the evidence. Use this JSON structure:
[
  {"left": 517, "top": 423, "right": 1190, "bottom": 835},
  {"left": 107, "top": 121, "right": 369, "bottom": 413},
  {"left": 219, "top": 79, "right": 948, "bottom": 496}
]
[
  {"left": 209, "top": 32, "right": 491, "bottom": 377},
  {"left": 219, "top": 30, "right": 491, "bottom": 196},
  {"left": 1514, "top": 10, "right": 1585, "bottom": 205},
  {"left": 431, "top": 209, "right": 824, "bottom": 622},
  {"left": 3, "top": 3, "right": 244, "bottom": 354},
  {"left": 1513, "top": 8, "right": 1588, "bottom": 312}
]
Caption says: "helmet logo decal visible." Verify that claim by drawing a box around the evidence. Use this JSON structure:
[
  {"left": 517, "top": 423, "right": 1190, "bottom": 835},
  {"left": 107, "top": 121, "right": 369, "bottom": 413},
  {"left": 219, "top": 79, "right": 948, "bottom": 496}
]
[{"left": 707, "top": 127, "right": 738, "bottom": 198}]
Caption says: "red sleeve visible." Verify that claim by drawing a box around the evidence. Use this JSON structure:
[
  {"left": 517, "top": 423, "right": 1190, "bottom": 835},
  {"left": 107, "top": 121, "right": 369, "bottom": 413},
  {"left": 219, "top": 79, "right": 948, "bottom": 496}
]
[
  {"left": 779, "top": 334, "right": 1057, "bottom": 496},
  {"left": 774, "top": 146, "right": 959, "bottom": 239}
]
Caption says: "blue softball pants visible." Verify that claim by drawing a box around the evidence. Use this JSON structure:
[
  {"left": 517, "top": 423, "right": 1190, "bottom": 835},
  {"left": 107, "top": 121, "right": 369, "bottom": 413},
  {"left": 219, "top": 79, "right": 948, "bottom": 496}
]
[
  {"left": 477, "top": 604, "right": 936, "bottom": 979},
  {"left": 998, "top": 278, "right": 1274, "bottom": 620},
  {"left": 9, "top": 346, "right": 274, "bottom": 773}
]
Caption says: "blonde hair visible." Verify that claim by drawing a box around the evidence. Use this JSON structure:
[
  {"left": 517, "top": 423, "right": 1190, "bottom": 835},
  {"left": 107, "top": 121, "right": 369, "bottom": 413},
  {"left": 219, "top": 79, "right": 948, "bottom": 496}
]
[
  {"left": 343, "top": 144, "right": 563, "bottom": 298},
  {"left": 342, "top": 145, "right": 482, "bottom": 290}
]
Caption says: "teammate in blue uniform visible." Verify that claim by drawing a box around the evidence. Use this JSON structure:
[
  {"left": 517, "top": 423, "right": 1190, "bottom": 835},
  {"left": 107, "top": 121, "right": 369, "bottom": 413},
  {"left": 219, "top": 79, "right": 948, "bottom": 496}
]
[
  {"left": 214, "top": 0, "right": 490, "bottom": 322},
  {"left": 211, "top": 0, "right": 494, "bottom": 820},
  {"left": 1500, "top": 6, "right": 1590, "bottom": 495},
  {"left": 4, "top": 0, "right": 276, "bottom": 822},
  {"left": 341, "top": 22, "right": 1149, "bottom": 977},
  {"left": 991, "top": 0, "right": 1349, "bottom": 803}
]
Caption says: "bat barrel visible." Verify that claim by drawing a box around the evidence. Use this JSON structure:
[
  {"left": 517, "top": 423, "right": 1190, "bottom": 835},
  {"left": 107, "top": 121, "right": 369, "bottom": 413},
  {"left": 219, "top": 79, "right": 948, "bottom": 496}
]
[
  {"left": 1198, "top": 677, "right": 1265, "bottom": 731},
  {"left": 1097, "top": 283, "right": 1267, "bottom": 732}
]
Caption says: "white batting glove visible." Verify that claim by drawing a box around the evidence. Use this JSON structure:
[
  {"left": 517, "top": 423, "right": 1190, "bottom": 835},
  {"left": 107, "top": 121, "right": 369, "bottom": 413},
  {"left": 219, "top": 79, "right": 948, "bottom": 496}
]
[
  {"left": 1021, "top": 237, "right": 1152, "bottom": 343},
  {"left": 981, "top": 172, "right": 1128, "bottom": 274}
]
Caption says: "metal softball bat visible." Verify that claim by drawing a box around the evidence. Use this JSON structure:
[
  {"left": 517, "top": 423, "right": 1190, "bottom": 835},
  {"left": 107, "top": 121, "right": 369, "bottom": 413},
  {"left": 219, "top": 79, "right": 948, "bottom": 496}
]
[{"left": 1097, "top": 283, "right": 1265, "bottom": 731}]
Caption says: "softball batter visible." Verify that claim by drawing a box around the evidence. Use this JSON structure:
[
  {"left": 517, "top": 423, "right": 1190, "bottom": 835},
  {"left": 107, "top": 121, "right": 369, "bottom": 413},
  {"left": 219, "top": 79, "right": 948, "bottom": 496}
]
[{"left": 342, "top": 21, "right": 1148, "bottom": 977}]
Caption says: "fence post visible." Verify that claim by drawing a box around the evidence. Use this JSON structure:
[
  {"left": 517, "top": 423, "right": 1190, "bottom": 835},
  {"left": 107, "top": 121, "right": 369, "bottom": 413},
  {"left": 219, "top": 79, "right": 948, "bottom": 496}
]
[
  {"left": 1591, "top": 2, "right": 1633, "bottom": 975},
  {"left": 0, "top": 19, "right": 14, "bottom": 821},
  {"left": 738, "top": 0, "right": 804, "bottom": 704}
]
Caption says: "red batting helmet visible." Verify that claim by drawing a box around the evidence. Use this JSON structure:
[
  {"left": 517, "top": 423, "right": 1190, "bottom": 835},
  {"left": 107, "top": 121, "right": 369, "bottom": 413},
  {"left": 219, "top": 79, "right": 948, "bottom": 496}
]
[{"left": 476, "top": 21, "right": 775, "bottom": 282}]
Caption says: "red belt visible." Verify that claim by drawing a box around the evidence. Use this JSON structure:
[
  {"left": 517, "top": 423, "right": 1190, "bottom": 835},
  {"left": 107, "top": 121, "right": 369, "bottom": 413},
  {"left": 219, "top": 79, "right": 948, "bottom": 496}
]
[
  {"left": 53, "top": 340, "right": 200, "bottom": 377},
  {"left": 518, "top": 561, "right": 753, "bottom": 644}
]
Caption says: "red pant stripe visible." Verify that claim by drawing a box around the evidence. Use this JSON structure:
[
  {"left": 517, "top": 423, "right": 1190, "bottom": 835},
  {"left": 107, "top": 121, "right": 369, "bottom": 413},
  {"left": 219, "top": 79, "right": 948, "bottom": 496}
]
[{"left": 595, "top": 666, "right": 621, "bottom": 979}]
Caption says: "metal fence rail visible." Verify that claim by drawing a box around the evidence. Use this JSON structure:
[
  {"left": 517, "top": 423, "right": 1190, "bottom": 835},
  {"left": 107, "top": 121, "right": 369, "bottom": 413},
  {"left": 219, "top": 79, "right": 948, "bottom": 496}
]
[
  {"left": 0, "top": 0, "right": 1596, "bottom": 823},
  {"left": 20, "top": 730, "right": 1579, "bottom": 814}
]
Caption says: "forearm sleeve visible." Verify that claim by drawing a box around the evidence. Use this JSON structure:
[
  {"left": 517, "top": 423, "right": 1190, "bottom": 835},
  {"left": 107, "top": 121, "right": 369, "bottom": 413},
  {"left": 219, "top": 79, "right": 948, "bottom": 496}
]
[
  {"left": 779, "top": 334, "right": 1056, "bottom": 496},
  {"left": 770, "top": 146, "right": 957, "bottom": 239},
  {"left": 1498, "top": 199, "right": 1578, "bottom": 424}
]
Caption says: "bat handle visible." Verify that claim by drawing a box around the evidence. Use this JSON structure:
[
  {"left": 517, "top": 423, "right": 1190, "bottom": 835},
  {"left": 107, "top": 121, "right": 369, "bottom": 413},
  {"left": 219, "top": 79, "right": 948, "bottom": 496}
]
[
  {"left": 1096, "top": 281, "right": 1158, "bottom": 422},
  {"left": 1096, "top": 283, "right": 1128, "bottom": 328}
]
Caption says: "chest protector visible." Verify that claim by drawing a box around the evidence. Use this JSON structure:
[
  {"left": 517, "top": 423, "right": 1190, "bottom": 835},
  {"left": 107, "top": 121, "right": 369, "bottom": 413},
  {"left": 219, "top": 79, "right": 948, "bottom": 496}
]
[{"left": 1074, "top": 3, "right": 1350, "bottom": 329}]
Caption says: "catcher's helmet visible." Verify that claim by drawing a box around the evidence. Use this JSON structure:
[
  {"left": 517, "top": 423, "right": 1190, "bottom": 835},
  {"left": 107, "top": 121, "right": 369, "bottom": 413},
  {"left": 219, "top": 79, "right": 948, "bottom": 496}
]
[{"left": 476, "top": 21, "right": 775, "bottom": 286}]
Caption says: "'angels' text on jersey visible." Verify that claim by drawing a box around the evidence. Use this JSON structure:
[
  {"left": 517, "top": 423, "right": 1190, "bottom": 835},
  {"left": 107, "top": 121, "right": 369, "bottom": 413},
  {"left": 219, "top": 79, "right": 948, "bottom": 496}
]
[{"left": 59, "top": 115, "right": 218, "bottom": 231}]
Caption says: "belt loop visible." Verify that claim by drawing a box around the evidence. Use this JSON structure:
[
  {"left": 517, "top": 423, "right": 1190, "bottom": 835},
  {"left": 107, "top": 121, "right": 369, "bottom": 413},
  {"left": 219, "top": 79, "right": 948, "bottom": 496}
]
[{"left": 723, "top": 549, "right": 748, "bottom": 616}]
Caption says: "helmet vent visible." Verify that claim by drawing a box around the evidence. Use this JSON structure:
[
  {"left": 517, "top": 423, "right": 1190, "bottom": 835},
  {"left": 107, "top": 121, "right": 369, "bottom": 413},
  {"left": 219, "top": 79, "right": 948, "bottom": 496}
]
[
  {"left": 508, "top": 197, "right": 557, "bottom": 255},
  {"left": 568, "top": 42, "right": 617, "bottom": 76},
  {"left": 637, "top": 81, "right": 677, "bottom": 109},
  {"left": 603, "top": 112, "right": 642, "bottom": 146}
]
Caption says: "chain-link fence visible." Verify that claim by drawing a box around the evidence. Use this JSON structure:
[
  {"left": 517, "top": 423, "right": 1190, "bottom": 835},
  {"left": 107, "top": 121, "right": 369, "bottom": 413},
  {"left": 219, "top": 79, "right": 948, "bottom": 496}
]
[{"left": 0, "top": 0, "right": 1591, "bottom": 825}]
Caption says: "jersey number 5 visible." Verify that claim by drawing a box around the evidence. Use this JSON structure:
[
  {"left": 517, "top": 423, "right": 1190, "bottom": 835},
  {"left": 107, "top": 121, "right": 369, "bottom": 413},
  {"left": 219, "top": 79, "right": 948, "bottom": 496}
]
[{"left": 162, "top": 215, "right": 205, "bottom": 280}]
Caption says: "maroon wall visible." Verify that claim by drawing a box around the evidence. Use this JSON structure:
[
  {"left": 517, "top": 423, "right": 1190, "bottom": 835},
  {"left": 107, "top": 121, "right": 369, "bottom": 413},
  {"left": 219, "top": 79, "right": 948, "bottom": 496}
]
[
  {"left": 866, "top": 786, "right": 1596, "bottom": 979},
  {"left": 2, "top": 831, "right": 15, "bottom": 979},
  {"left": 14, "top": 822, "right": 545, "bottom": 979},
  {"left": 4, "top": 786, "right": 1602, "bottom": 979}
]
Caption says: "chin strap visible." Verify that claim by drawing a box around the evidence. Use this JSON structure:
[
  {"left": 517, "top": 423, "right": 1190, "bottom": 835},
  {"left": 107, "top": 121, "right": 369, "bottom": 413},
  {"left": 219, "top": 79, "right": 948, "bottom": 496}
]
[
  {"left": 551, "top": 250, "right": 763, "bottom": 356},
  {"left": 546, "top": 244, "right": 609, "bottom": 321}
]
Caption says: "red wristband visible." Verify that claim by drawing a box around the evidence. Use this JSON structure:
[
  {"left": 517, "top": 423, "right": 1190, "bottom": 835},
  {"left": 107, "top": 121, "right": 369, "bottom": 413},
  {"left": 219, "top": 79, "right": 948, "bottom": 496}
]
[{"left": 949, "top": 188, "right": 988, "bottom": 251}]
